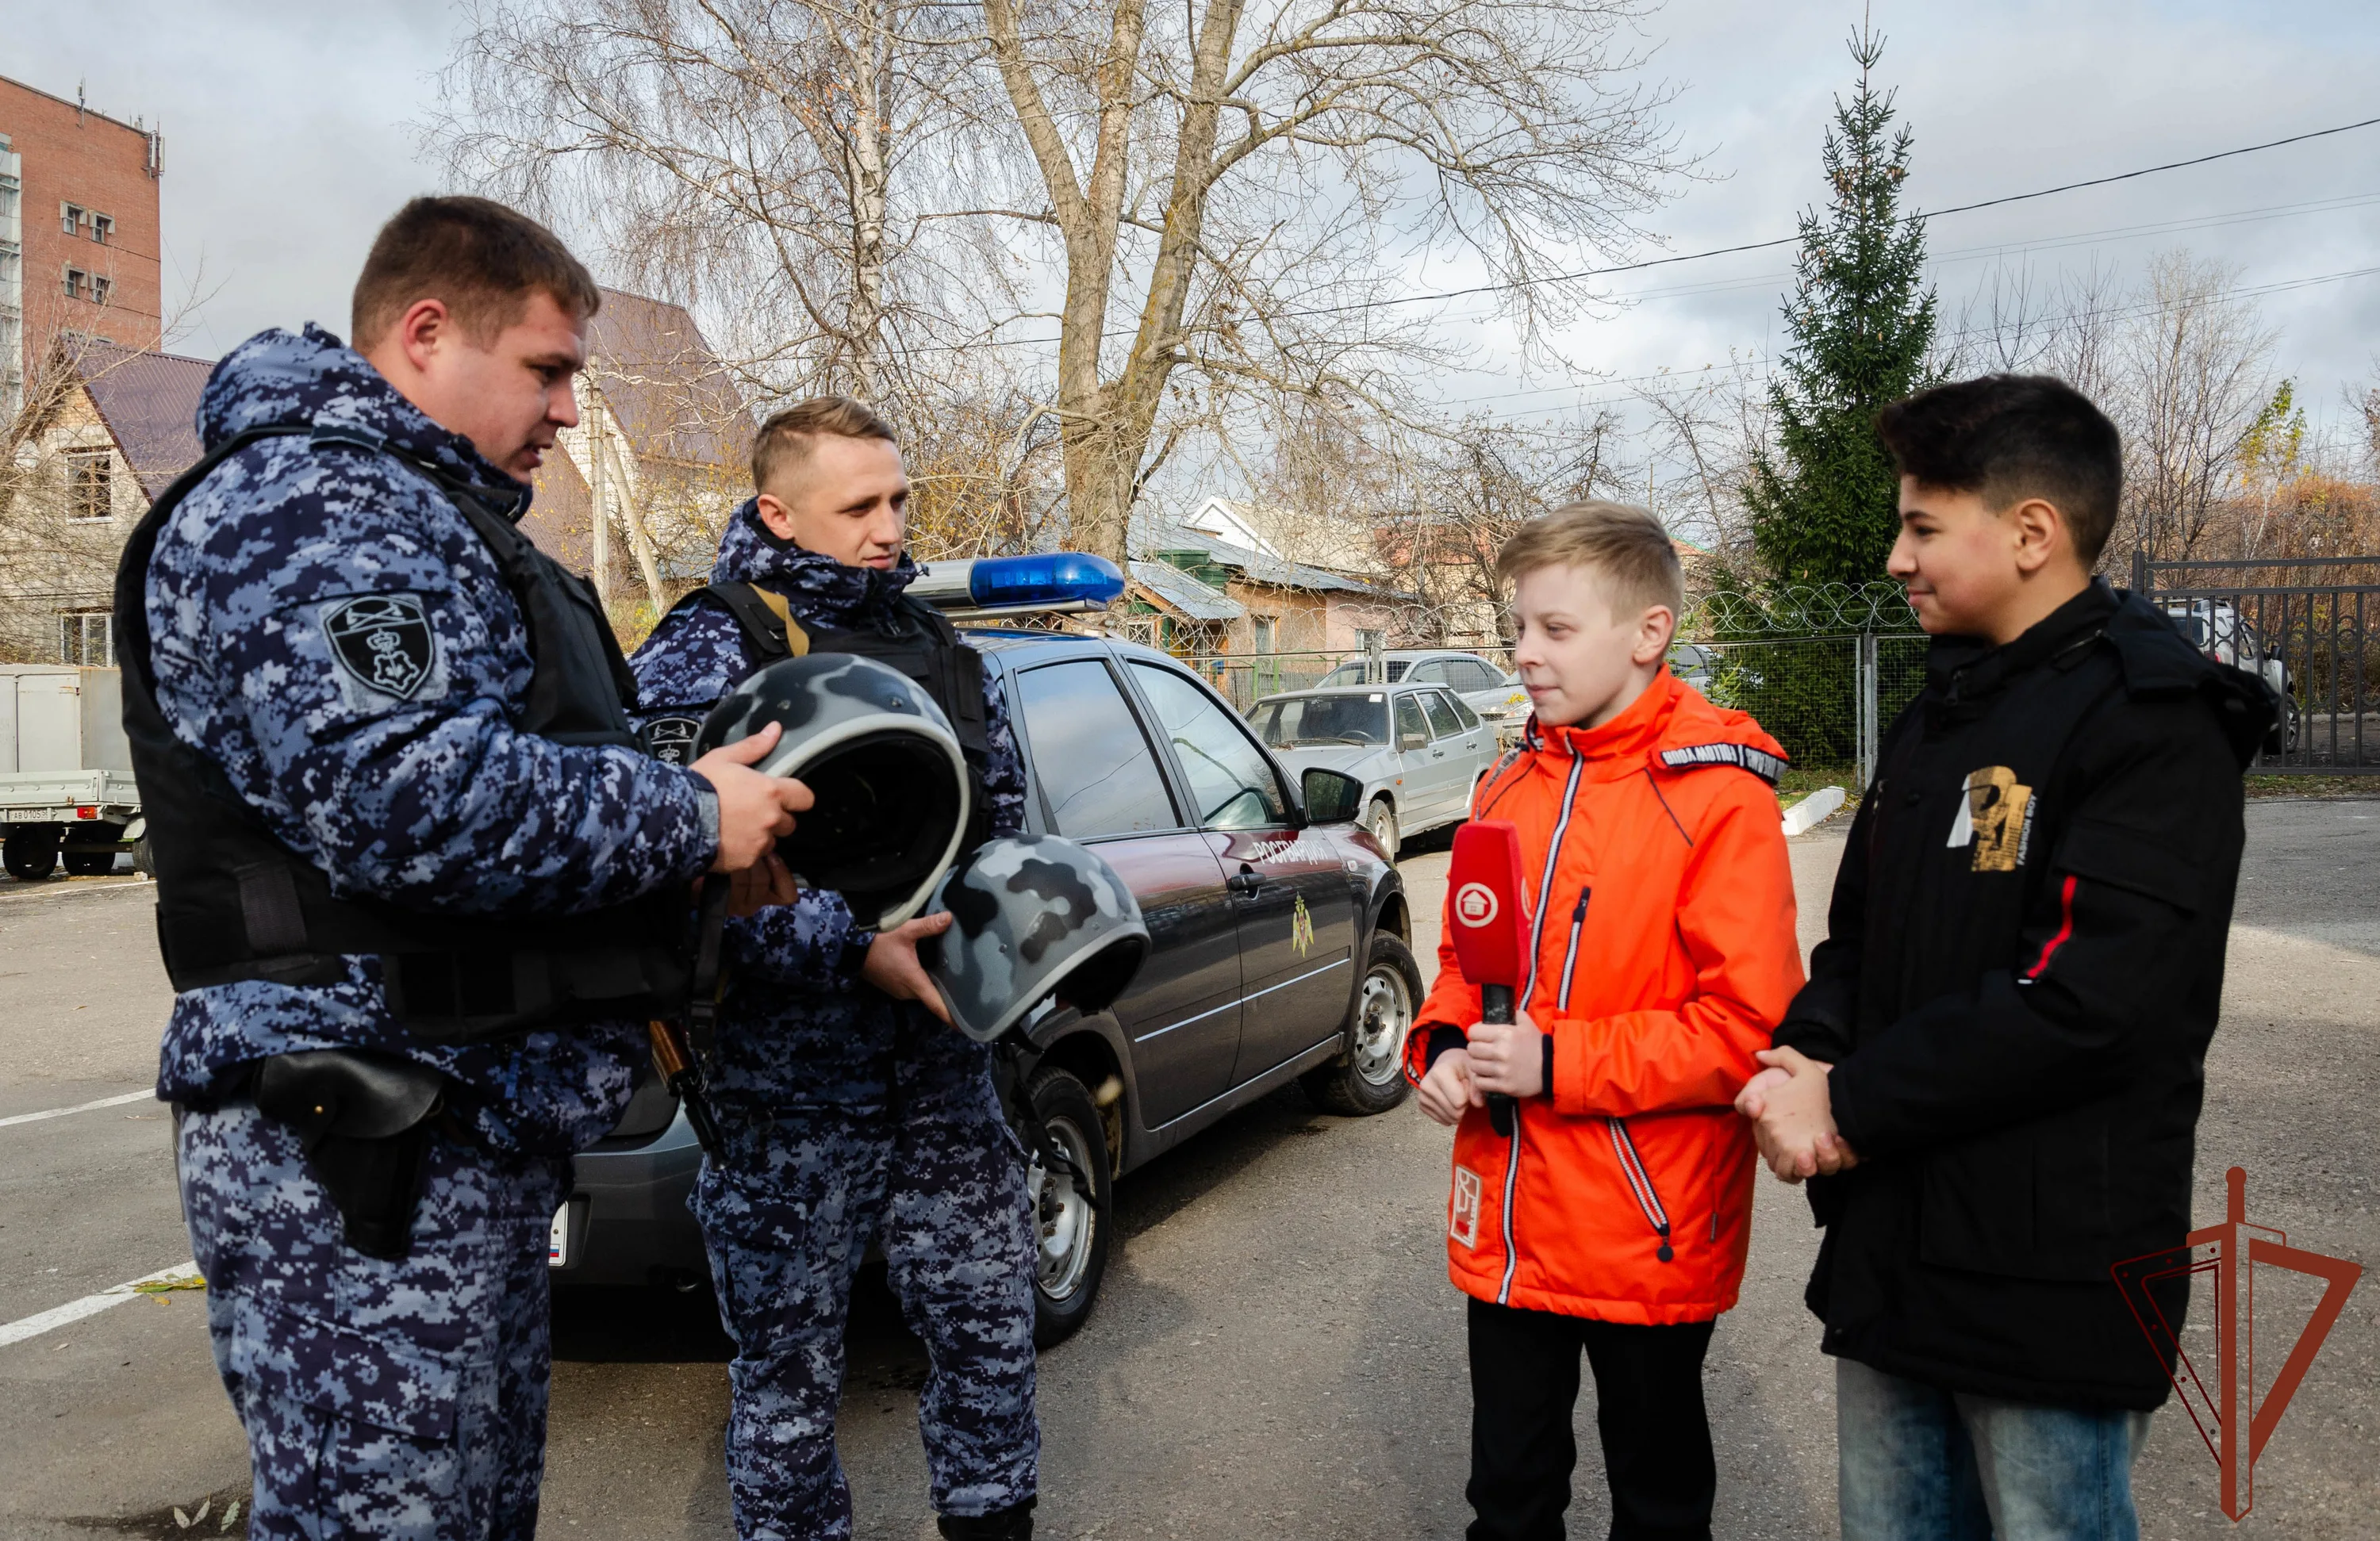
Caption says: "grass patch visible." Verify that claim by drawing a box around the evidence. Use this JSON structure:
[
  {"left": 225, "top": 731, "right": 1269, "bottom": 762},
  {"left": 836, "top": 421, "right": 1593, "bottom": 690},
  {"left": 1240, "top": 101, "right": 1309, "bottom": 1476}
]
[{"left": 2244, "top": 775, "right": 2380, "bottom": 799}]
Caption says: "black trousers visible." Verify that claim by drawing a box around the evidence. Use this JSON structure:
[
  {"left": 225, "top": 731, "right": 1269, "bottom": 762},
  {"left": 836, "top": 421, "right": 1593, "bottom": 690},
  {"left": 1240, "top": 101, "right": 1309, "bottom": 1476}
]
[{"left": 1466, "top": 1297, "right": 1718, "bottom": 1541}]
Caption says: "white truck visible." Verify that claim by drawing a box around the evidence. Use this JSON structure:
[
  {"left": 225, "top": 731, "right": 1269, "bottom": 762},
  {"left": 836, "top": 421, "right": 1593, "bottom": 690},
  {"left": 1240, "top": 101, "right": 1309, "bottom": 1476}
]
[{"left": 1, "top": 665, "right": 142, "bottom": 881}]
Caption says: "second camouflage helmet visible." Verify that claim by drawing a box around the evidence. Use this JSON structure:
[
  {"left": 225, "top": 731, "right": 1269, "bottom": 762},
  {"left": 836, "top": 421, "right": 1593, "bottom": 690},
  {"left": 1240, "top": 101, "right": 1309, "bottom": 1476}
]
[
  {"left": 695, "top": 652, "right": 972, "bottom": 929},
  {"left": 923, "top": 834, "right": 1150, "bottom": 1045}
]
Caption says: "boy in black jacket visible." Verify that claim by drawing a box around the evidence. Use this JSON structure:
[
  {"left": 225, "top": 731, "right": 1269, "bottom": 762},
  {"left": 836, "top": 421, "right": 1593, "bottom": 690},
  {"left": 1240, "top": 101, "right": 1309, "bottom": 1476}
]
[{"left": 1737, "top": 375, "right": 2272, "bottom": 1541}]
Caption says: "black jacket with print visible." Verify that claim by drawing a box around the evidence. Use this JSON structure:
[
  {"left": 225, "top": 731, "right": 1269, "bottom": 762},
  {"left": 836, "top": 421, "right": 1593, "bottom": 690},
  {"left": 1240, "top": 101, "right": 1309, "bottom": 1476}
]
[{"left": 1776, "top": 579, "right": 2273, "bottom": 1409}]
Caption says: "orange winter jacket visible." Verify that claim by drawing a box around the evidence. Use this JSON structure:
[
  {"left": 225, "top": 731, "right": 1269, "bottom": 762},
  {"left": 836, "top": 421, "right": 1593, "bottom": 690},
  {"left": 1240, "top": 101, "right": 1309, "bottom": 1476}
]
[{"left": 1405, "top": 670, "right": 1804, "bottom": 1324}]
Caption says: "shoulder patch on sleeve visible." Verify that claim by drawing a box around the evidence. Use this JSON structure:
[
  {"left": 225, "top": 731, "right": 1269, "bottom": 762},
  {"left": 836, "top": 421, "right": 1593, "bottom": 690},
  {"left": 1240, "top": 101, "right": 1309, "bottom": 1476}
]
[
  {"left": 640, "top": 714, "right": 703, "bottom": 765},
  {"left": 1658, "top": 742, "right": 1785, "bottom": 785},
  {"left": 321, "top": 593, "right": 444, "bottom": 706}
]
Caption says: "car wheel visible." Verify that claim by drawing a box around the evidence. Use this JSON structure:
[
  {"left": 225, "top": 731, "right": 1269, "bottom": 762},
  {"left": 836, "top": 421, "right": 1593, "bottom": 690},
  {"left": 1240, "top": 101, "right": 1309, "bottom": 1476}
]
[
  {"left": 1363, "top": 797, "right": 1399, "bottom": 861},
  {"left": 62, "top": 849, "right": 115, "bottom": 876},
  {"left": 1025, "top": 1065, "right": 1112, "bottom": 1349},
  {"left": 2264, "top": 696, "right": 2302, "bottom": 756},
  {"left": 4, "top": 828, "right": 62, "bottom": 882},
  {"left": 132, "top": 837, "right": 156, "bottom": 878},
  {"left": 1301, "top": 932, "right": 1422, "bottom": 1117}
]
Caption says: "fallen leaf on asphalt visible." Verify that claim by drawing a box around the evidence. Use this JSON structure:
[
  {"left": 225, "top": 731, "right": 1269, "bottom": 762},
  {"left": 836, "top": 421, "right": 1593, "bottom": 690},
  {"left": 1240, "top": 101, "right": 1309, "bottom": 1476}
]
[
  {"left": 220, "top": 1500, "right": 240, "bottom": 1531},
  {"left": 134, "top": 1275, "right": 206, "bottom": 1297}
]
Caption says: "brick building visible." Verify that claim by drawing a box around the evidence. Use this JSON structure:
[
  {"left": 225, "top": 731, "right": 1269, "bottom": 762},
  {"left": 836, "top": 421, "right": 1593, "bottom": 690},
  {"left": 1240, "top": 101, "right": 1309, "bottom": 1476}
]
[{"left": 0, "top": 75, "right": 165, "bottom": 424}]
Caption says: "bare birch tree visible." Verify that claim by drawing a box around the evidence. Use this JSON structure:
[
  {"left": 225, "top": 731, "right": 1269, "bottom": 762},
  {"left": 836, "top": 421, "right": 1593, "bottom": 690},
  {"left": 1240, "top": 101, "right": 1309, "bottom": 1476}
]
[
  {"left": 435, "top": 0, "right": 1000, "bottom": 401},
  {"left": 976, "top": 0, "right": 1690, "bottom": 564},
  {"left": 2113, "top": 251, "right": 2275, "bottom": 560}
]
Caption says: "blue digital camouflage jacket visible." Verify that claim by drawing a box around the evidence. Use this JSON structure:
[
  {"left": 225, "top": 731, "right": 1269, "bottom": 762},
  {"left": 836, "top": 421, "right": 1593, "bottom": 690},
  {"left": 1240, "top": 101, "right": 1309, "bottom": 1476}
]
[
  {"left": 145, "top": 324, "right": 719, "bottom": 1155},
  {"left": 628, "top": 504, "right": 1027, "bottom": 1110}
]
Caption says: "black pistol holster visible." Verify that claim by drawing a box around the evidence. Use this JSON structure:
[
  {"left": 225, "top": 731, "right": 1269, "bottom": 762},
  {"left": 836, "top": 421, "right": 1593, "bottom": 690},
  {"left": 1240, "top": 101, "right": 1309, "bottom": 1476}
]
[{"left": 251, "top": 1049, "right": 448, "bottom": 1260}]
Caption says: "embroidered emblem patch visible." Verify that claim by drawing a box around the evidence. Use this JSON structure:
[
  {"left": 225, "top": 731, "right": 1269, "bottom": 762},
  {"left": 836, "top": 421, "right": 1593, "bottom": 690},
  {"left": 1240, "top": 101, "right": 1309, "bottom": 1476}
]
[
  {"left": 1291, "top": 893, "right": 1315, "bottom": 957},
  {"left": 1947, "top": 765, "right": 2033, "bottom": 872},
  {"left": 323, "top": 595, "right": 437, "bottom": 701},
  {"left": 642, "top": 715, "right": 701, "bottom": 766},
  {"left": 1450, "top": 1165, "right": 1484, "bottom": 1250}
]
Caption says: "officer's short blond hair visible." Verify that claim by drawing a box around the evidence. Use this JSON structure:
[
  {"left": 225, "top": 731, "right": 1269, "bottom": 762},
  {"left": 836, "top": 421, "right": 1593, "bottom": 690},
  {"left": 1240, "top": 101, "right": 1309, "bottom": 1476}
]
[
  {"left": 1495, "top": 501, "right": 1684, "bottom": 620},
  {"left": 751, "top": 396, "right": 899, "bottom": 496}
]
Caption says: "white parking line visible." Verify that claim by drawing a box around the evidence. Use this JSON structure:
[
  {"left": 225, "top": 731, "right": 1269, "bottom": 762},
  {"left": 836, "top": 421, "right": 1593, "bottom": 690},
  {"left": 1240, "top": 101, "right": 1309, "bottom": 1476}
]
[
  {"left": 0, "top": 1262, "right": 202, "bottom": 1349},
  {"left": 0, "top": 1089, "right": 155, "bottom": 1129}
]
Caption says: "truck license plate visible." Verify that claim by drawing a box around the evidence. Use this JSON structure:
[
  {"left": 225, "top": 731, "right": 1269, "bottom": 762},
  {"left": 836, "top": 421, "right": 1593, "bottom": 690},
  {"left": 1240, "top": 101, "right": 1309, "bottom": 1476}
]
[{"left": 548, "top": 1205, "right": 570, "bottom": 1267}]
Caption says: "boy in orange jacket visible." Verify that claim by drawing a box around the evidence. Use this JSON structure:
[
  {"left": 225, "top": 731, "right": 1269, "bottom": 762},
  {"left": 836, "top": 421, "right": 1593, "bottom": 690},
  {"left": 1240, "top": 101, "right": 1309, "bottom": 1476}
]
[{"left": 1407, "top": 501, "right": 1806, "bottom": 1541}]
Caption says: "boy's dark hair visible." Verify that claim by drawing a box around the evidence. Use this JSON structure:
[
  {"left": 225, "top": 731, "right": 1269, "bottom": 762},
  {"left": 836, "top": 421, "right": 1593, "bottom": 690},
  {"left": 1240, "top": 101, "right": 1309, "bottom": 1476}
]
[
  {"left": 351, "top": 196, "right": 601, "bottom": 347},
  {"left": 752, "top": 396, "right": 899, "bottom": 494},
  {"left": 1874, "top": 375, "right": 2123, "bottom": 565}
]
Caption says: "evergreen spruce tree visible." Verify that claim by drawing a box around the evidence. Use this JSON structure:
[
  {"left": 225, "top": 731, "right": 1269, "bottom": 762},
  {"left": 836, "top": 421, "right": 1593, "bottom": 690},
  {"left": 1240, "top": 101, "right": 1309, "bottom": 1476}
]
[{"left": 1745, "top": 23, "right": 1937, "bottom": 588}]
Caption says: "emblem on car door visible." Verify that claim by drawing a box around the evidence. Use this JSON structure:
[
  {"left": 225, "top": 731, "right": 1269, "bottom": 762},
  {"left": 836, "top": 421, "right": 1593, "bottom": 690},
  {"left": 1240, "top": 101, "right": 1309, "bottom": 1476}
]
[{"left": 1291, "top": 893, "right": 1314, "bottom": 956}]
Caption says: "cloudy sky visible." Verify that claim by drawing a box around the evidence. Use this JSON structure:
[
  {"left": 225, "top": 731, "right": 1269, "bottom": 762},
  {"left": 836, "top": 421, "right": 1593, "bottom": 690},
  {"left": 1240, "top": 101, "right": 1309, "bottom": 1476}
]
[{"left": 16, "top": 0, "right": 2380, "bottom": 448}]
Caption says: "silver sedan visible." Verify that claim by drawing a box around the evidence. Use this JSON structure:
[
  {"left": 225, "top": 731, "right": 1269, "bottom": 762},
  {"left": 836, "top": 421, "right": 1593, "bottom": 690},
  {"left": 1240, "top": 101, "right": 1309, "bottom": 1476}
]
[{"left": 1248, "top": 682, "right": 1502, "bottom": 859}]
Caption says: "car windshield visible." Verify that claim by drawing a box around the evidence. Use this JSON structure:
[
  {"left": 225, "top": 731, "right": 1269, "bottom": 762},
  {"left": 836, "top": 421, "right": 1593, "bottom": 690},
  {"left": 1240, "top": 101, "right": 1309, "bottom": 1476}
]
[
  {"left": 1319, "top": 659, "right": 1411, "bottom": 686},
  {"left": 1251, "top": 693, "right": 1390, "bottom": 747}
]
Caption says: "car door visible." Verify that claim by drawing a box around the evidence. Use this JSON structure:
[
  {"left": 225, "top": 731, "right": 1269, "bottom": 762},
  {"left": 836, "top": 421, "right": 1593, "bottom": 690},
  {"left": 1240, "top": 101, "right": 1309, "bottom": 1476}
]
[
  {"left": 1009, "top": 655, "right": 1245, "bottom": 1127},
  {"left": 1417, "top": 687, "right": 1480, "bottom": 822},
  {"left": 1432, "top": 688, "right": 1493, "bottom": 812},
  {"left": 1388, "top": 689, "right": 1449, "bottom": 825},
  {"left": 1126, "top": 662, "right": 1360, "bottom": 1089}
]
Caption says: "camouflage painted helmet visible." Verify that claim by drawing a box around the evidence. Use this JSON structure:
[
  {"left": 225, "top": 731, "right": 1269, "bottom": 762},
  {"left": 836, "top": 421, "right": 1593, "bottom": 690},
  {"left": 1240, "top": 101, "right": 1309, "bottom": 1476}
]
[
  {"left": 923, "top": 834, "right": 1150, "bottom": 1045},
  {"left": 695, "top": 652, "right": 972, "bottom": 929}
]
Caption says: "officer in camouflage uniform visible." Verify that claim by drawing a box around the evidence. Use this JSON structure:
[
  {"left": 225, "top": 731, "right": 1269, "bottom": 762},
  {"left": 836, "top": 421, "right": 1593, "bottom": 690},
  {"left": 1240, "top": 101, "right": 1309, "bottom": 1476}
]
[
  {"left": 129, "top": 198, "right": 808, "bottom": 1540},
  {"left": 630, "top": 397, "right": 1039, "bottom": 1541}
]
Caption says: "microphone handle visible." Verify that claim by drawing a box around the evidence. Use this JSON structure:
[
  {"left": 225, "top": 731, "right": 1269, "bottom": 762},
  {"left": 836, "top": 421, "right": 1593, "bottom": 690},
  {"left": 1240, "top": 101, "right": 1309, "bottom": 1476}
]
[{"left": 1481, "top": 983, "right": 1515, "bottom": 1136}]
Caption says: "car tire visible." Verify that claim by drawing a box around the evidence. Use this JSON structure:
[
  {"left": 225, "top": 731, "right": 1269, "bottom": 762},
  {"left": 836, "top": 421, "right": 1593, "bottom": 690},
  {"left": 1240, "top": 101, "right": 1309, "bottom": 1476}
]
[
  {"left": 1025, "top": 1065, "right": 1112, "bottom": 1350},
  {"left": 62, "top": 849, "right": 115, "bottom": 876},
  {"left": 2264, "top": 696, "right": 2302, "bottom": 756},
  {"left": 1363, "top": 797, "right": 1399, "bottom": 862},
  {"left": 4, "top": 828, "right": 62, "bottom": 882},
  {"left": 1301, "top": 931, "right": 1422, "bottom": 1117},
  {"left": 132, "top": 837, "right": 156, "bottom": 878}
]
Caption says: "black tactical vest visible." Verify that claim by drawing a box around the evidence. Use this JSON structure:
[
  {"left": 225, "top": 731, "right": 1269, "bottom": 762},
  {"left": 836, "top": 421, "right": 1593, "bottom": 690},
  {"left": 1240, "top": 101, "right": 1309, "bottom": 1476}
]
[
  {"left": 665, "top": 578, "right": 995, "bottom": 850},
  {"left": 112, "top": 424, "right": 691, "bottom": 1041}
]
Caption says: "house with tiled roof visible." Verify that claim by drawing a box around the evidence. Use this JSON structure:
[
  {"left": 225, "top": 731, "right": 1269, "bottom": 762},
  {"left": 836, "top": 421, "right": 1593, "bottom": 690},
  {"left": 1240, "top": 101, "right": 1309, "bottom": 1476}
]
[
  {"left": 0, "top": 335, "right": 209, "bottom": 662},
  {"left": 529, "top": 287, "right": 754, "bottom": 633},
  {"left": 1118, "top": 508, "right": 1404, "bottom": 705}
]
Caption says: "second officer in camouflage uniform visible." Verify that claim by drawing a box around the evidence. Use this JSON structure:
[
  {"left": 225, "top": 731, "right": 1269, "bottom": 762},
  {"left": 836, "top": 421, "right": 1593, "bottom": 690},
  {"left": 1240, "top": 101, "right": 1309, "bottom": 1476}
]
[
  {"left": 631, "top": 397, "right": 1038, "bottom": 1541},
  {"left": 127, "top": 199, "right": 808, "bottom": 1540}
]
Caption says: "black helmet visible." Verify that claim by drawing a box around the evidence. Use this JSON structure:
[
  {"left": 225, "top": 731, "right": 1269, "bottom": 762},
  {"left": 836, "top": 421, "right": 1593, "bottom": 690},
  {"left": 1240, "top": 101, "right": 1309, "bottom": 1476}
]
[
  {"left": 695, "top": 653, "right": 971, "bottom": 929},
  {"left": 923, "top": 834, "right": 1150, "bottom": 1044}
]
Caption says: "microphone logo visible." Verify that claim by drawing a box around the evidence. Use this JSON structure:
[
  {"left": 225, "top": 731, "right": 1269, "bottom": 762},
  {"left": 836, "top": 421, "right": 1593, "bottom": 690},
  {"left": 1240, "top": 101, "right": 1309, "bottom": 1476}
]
[{"left": 1454, "top": 882, "right": 1499, "bottom": 927}]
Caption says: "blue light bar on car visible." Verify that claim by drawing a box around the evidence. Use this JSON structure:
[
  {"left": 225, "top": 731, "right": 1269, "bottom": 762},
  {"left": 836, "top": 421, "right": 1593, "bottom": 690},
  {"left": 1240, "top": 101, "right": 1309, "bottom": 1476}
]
[{"left": 912, "top": 554, "right": 1127, "bottom": 615}]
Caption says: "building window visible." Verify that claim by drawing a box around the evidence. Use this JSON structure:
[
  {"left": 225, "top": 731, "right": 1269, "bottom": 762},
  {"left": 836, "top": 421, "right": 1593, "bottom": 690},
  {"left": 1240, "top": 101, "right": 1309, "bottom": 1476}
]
[
  {"left": 63, "top": 266, "right": 86, "bottom": 300},
  {"left": 1355, "top": 627, "right": 1384, "bottom": 653},
  {"left": 60, "top": 201, "right": 83, "bottom": 235},
  {"left": 90, "top": 276, "right": 111, "bottom": 305},
  {"left": 66, "top": 448, "right": 113, "bottom": 521},
  {"left": 88, "top": 213, "right": 113, "bottom": 244},
  {"left": 1250, "top": 615, "right": 1276, "bottom": 654},
  {"left": 60, "top": 611, "right": 113, "bottom": 667}
]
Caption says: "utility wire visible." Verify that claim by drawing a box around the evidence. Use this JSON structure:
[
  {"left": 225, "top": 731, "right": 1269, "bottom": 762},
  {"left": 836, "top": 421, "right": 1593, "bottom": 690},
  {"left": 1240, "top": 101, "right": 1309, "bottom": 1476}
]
[
  {"left": 1267, "top": 114, "right": 2380, "bottom": 324},
  {"left": 931, "top": 111, "right": 2380, "bottom": 353}
]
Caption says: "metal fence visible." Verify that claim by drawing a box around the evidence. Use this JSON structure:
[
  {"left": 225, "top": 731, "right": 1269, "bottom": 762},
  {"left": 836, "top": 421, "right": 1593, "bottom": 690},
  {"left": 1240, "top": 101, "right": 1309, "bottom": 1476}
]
[
  {"left": 2133, "top": 553, "right": 2380, "bottom": 774},
  {"left": 1681, "top": 634, "right": 1927, "bottom": 788}
]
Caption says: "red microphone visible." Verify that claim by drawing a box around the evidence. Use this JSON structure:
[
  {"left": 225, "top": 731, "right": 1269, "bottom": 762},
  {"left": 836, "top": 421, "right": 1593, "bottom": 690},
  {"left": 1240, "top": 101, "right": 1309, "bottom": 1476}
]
[{"left": 1448, "top": 820, "right": 1534, "bottom": 1136}]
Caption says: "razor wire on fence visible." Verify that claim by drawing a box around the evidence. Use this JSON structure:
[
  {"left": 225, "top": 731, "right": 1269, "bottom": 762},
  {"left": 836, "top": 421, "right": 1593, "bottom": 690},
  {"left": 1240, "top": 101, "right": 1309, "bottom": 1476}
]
[{"left": 1150, "top": 584, "right": 1929, "bottom": 788}]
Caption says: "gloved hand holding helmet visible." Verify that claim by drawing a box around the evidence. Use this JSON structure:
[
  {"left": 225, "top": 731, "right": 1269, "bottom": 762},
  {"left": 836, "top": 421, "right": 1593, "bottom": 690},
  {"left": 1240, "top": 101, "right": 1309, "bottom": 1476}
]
[
  {"left": 922, "top": 834, "right": 1150, "bottom": 1045},
  {"left": 694, "top": 652, "right": 973, "bottom": 929}
]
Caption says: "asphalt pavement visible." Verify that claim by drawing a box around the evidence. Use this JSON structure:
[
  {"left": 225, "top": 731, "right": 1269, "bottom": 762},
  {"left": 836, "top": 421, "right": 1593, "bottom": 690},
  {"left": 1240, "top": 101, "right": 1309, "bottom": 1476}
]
[{"left": 1, "top": 801, "right": 2374, "bottom": 1539}]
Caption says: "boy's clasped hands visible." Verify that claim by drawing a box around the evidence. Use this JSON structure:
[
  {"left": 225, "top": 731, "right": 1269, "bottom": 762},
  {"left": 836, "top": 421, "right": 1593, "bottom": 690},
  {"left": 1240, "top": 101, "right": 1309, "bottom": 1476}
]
[
  {"left": 1735, "top": 1046, "right": 1859, "bottom": 1182},
  {"left": 1415, "top": 1012, "right": 1545, "bottom": 1125}
]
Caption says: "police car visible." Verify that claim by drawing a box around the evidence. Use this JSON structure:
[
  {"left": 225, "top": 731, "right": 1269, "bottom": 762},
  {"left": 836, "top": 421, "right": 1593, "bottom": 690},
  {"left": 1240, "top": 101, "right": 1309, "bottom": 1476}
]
[{"left": 554, "top": 555, "right": 1421, "bottom": 1347}]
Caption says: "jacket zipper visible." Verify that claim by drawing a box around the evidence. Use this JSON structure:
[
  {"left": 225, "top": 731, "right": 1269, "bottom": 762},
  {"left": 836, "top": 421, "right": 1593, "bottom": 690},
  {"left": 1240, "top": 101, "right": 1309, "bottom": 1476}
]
[
  {"left": 1606, "top": 1117, "right": 1675, "bottom": 1263},
  {"left": 1499, "top": 741, "right": 1583, "bottom": 1305},
  {"left": 1555, "top": 888, "right": 1591, "bottom": 1010}
]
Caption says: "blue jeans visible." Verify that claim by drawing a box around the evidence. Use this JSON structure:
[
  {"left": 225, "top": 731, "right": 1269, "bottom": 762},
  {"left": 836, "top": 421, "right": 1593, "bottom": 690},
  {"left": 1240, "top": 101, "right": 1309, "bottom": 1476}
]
[{"left": 1836, "top": 1359, "right": 2153, "bottom": 1541}]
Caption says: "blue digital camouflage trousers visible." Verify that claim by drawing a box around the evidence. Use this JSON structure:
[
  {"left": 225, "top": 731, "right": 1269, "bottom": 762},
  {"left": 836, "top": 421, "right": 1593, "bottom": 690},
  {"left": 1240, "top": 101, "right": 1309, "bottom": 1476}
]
[
  {"left": 697, "top": 1007, "right": 1038, "bottom": 1540},
  {"left": 178, "top": 1101, "right": 564, "bottom": 1541}
]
